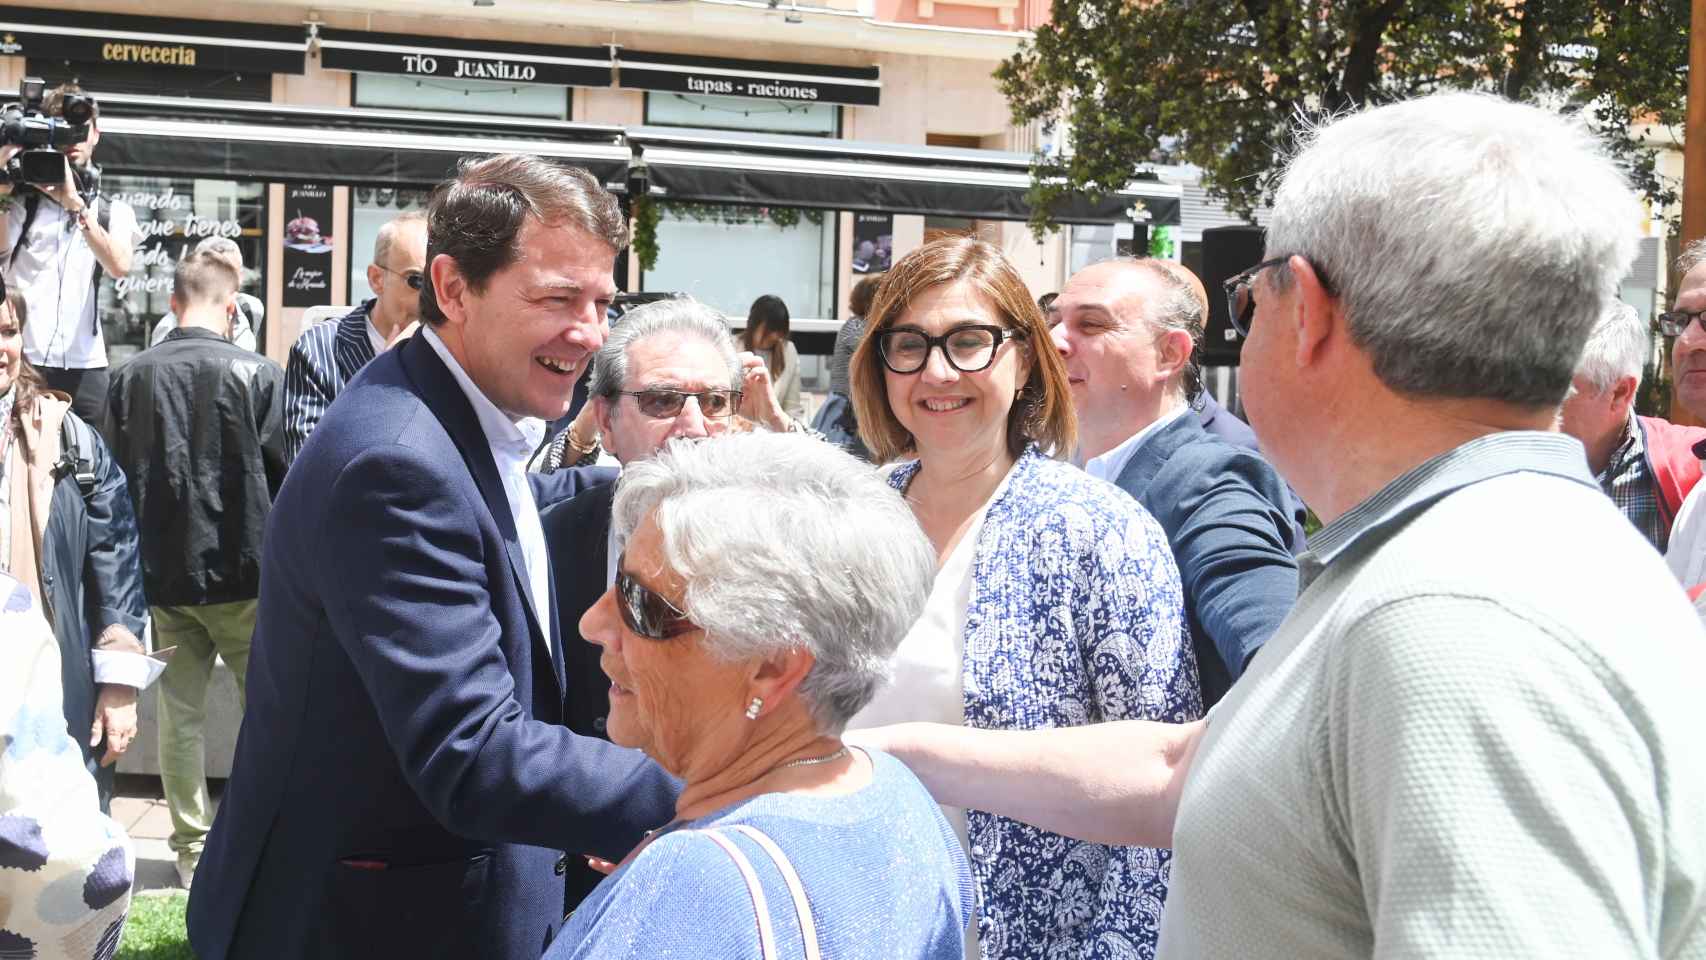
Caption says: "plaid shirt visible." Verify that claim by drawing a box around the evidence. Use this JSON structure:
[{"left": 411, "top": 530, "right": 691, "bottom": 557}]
[{"left": 1599, "top": 414, "right": 1666, "bottom": 552}]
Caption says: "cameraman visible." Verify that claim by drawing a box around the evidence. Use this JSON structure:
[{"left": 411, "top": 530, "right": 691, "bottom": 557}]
[{"left": 0, "top": 82, "right": 136, "bottom": 425}]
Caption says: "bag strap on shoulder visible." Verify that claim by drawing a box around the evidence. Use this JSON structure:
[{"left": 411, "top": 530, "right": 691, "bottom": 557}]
[
  {"left": 696, "top": 824, "right": 820, "bottom": 960},
  {"left": 54, "top": 412, "right": 98, "bottom": 499}
]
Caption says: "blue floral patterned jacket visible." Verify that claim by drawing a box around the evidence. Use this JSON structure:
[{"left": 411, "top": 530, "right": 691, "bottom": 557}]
[{"left": 890, "top": 447, "right": 1201, "bottom": 960}]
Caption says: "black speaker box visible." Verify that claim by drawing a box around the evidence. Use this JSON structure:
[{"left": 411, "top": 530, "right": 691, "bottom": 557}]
[{"left": 1199, "top": 225, "right": 1266, "bottom": 367}]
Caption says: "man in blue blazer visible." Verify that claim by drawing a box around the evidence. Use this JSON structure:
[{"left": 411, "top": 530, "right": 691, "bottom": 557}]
[
  {"left": 281, "top": 212, "right": 427, "bottom": 463},
  {"left": 186, "top": 156, "right": 677, "bottom": 960},
  {"left": 1053, "top": 259, "right": 1300, "bottom": 706}
]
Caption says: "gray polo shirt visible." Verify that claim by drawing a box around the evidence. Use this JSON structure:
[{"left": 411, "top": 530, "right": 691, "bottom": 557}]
[{"left": 1159, "top": 432, "right": 1706, "bottom": 958}]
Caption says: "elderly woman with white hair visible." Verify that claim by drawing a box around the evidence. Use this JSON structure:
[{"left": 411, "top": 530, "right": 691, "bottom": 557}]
[{"left": 545, "top": 430, "right": 973, "bottom": 960}]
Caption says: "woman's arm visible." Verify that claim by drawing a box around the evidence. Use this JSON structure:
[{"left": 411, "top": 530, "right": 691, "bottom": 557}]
[{"left": 855, "top": 719, "right": 1205, "bottom": 848}]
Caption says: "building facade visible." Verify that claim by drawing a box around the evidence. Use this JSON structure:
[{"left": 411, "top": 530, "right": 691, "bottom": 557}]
[{"left": 3, "top": 0, "right": 1179, "bottom": 388}]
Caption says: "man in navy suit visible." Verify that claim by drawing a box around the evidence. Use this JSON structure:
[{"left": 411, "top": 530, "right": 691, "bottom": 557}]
[
  {"left": 1052, "top": 259, "right": 1299, "bottom": 707},
  {"left": 281, "top": 211, "right": 426, "bottom": 463},
  {"left": 187, "top": 155, "right": 677, "bottom": 960}
]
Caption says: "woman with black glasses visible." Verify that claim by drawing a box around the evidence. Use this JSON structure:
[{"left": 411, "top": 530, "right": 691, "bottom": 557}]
[
  {"left": 844, "top": 236, "right": 1199, "bottom": 960},
  {"left": 548, "top": 431, "right": 972, "bottom": 960}
]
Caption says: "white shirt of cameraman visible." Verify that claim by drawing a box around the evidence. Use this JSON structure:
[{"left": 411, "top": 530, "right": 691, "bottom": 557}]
[{"left": 3, "top": 190, "right": 137, "bottom": 370}]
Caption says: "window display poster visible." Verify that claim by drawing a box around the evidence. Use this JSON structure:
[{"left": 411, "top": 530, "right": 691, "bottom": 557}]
[
  {"left": 852, "top": 213, "right": 892, "bottom": 274},
  {"left": 283, "top": 183, "right": 334, "bottom": 307},
  {"left": 100, "top": 175, "right": 263, "bottom": 362}
]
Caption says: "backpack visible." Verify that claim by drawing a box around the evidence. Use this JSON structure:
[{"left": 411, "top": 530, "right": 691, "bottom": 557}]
[{"left": 52, "top": 412, "right": 98, "bottom": 499}]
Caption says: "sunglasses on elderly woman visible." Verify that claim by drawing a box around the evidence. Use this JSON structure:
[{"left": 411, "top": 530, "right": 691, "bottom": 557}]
[{"left": 615, "top": 564, "right": 696, "bottom": 640}]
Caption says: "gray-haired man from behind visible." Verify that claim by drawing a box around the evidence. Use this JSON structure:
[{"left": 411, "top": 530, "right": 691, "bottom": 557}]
[
  {"left": 861, "top": 92, "right": 1706, "bottom": 958},
  {"left": 149, "top": 236, "right": 265, "bottom": 352},
  {"left": 1557, "top": 300, "right": 1706, "bottom": 552}
]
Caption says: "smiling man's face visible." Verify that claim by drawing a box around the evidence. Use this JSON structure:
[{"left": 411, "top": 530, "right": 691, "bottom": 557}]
[
  {"left": 1049, "top": 262, "right": 1178, "bottom": 460},
  {"left": 438, "top": 218, "right": 616, "bottom": 421}
]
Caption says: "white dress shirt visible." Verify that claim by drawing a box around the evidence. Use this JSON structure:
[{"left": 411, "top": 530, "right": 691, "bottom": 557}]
[
  {"left": 365, "top": 316, "right": 387, "bottom": 357},
  {"left": 1084, "top": 403, "right": 1190, "bottom": 483},
  {"left": 5, "top": 196, "right": 138, "bottom": 369},
  {"left": 419, "top": 327, "right": 551, "bottom": 650}
]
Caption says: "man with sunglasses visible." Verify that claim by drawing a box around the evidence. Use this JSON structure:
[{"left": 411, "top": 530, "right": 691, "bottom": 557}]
[
  {"left": 280, "top": 211, "right": 426, "bottom": 463},
  {"left": 188, "top": 157, "right": 678, "bottom": 960},
  {"left": 1049, "top": 258, "right": 1298, "bottom": 708},
  {"left": 541, "top": 299, "right": 748, "bottom": 772}
]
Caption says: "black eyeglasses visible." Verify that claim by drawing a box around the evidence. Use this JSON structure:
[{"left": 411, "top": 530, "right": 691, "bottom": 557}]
[
  {"left": 615, "top": 564, "right": 695, "bottom": 640},
  {"left": 619, "top": 388, "right": 742, "bottom": 420},
  {"left": 877, "top": 324, "right": 1024, "bottom": 375},
  {"left": 1658, "top": 310, "right": 1706, "bottom": 337},
  {"left": 1222, "top": 256, "right": 1334, "bottom": 338},
  {"left": 377, "top": 264, "right": 425, "bottom": 291}
]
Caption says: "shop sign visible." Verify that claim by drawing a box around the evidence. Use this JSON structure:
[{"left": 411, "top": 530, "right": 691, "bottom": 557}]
[
  {"left": 107, "top": 182, "right": 246, "bottom": 298},
  {"left": 319, "top": 30, "right": 614, "bottom": 88},
  {"left": 0, "top": 7, "right": 306, "bottom": 74},
  {"left": 619, "top": 51, "right": 880, "bottom": 107},
  {"left": 282, "top": 183, "right": 334, "bottom": 308}
]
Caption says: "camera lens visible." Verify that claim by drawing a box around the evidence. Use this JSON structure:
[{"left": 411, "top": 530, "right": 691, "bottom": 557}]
[{"left": 61, "top": 94, "right": 94, "bottom": 128}]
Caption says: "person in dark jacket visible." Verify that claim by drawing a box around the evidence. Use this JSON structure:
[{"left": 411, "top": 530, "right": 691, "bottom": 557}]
[
  {"left": 105, "top": 249, "right": 286, "bottom": 889},
  {"left": 1052, "top": 258, "right": 1299, "bottom": 707},
  {"left": 1, "top": 283, "right": 149, "bottom": 814}
]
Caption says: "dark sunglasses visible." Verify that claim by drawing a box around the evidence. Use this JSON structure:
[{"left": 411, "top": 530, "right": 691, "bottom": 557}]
[
  {"left": 619, "top": 388, "right": 742, "bottom": 420},
  {"left": 1658, "top": 310, "right": 1706, "bottom": 337},
  {"left": 1222, "top": 256, "right": 1332, "bottom": 338},
  {"left": 877, "top": 324, "right": 1024, "bottom": 375},
  {"left": 615, "top": 564, "right": 696, "bottom": 640},
  {"left": 377, "top": 263, "right": 425, "bottom": 291}
]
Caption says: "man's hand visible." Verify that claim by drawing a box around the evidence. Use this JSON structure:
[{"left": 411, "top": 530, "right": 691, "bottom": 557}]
[
  {"left": 90, "top": 683, "right": 139, "bottom": 766},
  {"left": 37, "top": 160, "right": 84, "bottom": 214},
  {"left": 0, "top": 145, "right": 19, "bottom": 195},
  {"left": 736, "top": 352, "right": 790, "bottom": 432}
]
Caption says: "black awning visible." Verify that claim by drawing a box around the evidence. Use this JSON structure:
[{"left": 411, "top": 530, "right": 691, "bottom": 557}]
[
  {"left": 637, "top": 144, "right": 1180, "bottom": 226},
  {"left": 319, "top": 29, "right": 613, "bottom": 88},
  {"left": 98, "top": 116, "right": 632, "bottom": 188},
  {"left": 617, "top": 50, "right": 879, "bottom": 107},
  {"left": 0, "top": 5, "right": 305, "bottom": 75}
]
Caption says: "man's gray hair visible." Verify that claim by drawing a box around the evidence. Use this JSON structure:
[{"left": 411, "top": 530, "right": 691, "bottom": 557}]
[
  {"left": 588, "top": 298, "right": 740, "bottom": 399},
  {"left": 1574, "top": 301, "right": 1649, "bottom": 394},
  {"left": 373, "top": 211, "right": 427, "bottom": 269},
  {"left": 193, "top": 236, "right": 242, "bottom": 265},
  {"left": 1265, "top": 92, "right": 1639, "bottom": 408},
  {"left": 612, "top": 432, "right": 934, "bottom": 733},
  {"left": 1677, "top": 238, "right": 1706, "bottom": 278}
]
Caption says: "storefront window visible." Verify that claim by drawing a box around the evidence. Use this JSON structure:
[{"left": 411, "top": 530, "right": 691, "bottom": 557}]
[
  {"left": 645, "top": 92, "right": 837, "bottom": 137},
  {"left": 100, "top": 175, "right": 266, "bottom": 364},
  {"left": 642, "top": 201, "right": 835, "bottom": 321},
  {"left": 350, "top": 187, "right": 433, "bottom": 303},
  {"left": 353, "top": 73, "right": 570, "bottom": 119}
]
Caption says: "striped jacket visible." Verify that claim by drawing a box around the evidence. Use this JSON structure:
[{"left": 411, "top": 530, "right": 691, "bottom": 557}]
[{"left": 282, "top": 300, "right": 377, "bottom": 464}]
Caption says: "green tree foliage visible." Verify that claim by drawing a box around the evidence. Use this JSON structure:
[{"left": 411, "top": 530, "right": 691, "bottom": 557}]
[{"left": 997, "top": 0, "right": 1688, "bottom": 233}]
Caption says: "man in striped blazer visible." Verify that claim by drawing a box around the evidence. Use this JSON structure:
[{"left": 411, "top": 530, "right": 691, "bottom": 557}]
[{"left": 282, "top": 212, "right": 427, "bottom": 463}]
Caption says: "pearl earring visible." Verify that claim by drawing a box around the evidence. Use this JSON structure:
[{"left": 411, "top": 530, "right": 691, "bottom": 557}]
[{"left": 744, "top": 697, "right": 763, "bottom": 721}]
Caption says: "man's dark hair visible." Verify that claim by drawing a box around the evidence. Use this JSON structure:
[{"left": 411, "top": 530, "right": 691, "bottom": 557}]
[
  {"left": 419, "top": 154, "right": 627, "bottom": 327},
  {"left": 849, "top": 273, "right": 883, "bottom": 319},
  {"left": 44, "top": 82, "right": 98, "bottom": 123}
]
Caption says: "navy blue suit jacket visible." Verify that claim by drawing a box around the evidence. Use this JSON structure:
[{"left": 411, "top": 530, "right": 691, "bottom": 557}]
[
  {"left": 187, "top": 334, "right": 677, "bottom": 960},
  {"left": 537, "top": 480, "right": 621, "bottom": 908},
  {"left": 1195, "top": 392, "right": 1309, "bottom": 550},
  {"left": 1113, "top": 414, "right": 1300, "bottom": 707}
]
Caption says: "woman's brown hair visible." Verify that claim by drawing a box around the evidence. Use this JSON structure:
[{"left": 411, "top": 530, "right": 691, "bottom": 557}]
[
  {"left": 849, "top": 236, "right": 1075, "bottom": 463},
  {"left": 4, "top": 286, "right": 49, "bottom": 430}
]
